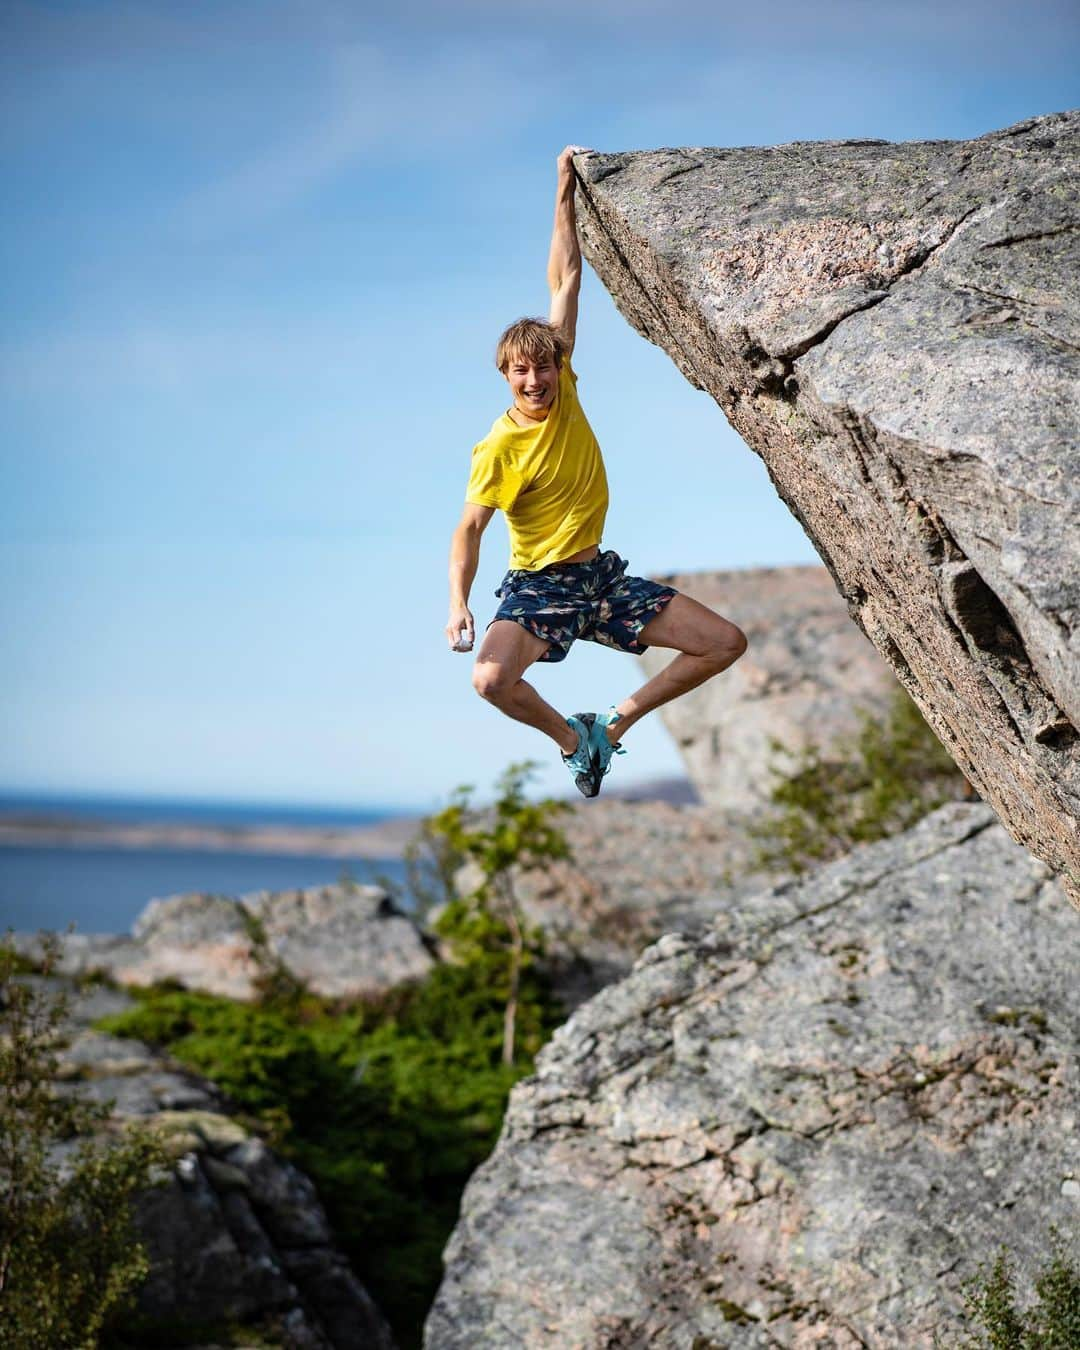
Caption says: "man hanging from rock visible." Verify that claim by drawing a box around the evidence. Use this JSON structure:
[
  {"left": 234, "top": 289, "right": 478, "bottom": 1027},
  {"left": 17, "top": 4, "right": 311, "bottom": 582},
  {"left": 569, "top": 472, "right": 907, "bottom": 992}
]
[{"left": 447, "top": 144, "right": 748, "bottom": 798}]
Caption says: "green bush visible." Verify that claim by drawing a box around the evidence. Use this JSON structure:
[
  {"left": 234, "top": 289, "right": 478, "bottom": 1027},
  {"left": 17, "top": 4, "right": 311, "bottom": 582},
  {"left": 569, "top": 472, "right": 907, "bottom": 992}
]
[
  {"left": 748, "top": 685, "right": 971, "bottom": 875},
  {"left": 0, "top": 932, "right": 164, "bottom": 1349},
  {"left": 97, "top": 968, "right": 562, "bottom": 1345},
  {"left": 950, "top": 1226, "right": 1080, "bottom": 1347},
  {"left": 96, "top": 763, "right": 572, "bottom": 1349}
]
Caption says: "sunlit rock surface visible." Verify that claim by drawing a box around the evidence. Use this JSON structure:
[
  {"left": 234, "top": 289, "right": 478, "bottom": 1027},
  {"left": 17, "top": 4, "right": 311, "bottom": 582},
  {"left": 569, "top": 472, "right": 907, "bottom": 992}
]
[
  {"left": 425, "top": 804, "right": 1077, "bottom": 1347},
  {"left": 14, "top": 881, "right": 435, "bottom": 1000},
  {"left": 573, "top": 110, "right": 1080, "bottom": 905}
]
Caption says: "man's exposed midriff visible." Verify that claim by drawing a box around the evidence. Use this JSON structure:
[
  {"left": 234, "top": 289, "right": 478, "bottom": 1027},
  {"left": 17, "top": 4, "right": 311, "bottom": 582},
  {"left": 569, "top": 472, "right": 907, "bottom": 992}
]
[{"left": 550, "top": 544, "right": 599, "bottom": 566}]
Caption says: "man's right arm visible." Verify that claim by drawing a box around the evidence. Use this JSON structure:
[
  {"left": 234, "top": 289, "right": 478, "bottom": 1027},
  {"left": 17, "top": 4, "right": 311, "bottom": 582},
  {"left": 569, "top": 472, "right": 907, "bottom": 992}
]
[
  {"left": 447, "top": 502, "right": 495, "bottom": 651},
  {"left": 548, "top": 145, "right": 591, "bottom": 359}
]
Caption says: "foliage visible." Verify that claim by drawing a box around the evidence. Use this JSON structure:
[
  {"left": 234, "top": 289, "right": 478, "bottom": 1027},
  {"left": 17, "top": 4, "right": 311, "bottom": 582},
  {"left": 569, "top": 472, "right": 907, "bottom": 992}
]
[
  {"left": 95, "top": 762, "right": 572, "bottom": 1348},
  {"left": 426, "top": 760, "right": 572, "bottom": 1065},
  {"left": 96, "top": 972, "right": 562, "bottom": 1345},
  {"left": 748, "top": 685, "right": 970, "bottom": 875},
  {"left": 951, "top": 1226, "right": 1080, "bottom": 1348},
  {"left": 0, "top": 931, "right": 164, "bottom": 1349}
]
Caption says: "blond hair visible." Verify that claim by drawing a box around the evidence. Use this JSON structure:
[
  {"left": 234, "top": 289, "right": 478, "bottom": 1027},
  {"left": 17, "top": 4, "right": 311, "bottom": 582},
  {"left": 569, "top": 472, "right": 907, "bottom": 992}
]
[{"left": 495, "top": 317, "right": 567, "bottom": 374}]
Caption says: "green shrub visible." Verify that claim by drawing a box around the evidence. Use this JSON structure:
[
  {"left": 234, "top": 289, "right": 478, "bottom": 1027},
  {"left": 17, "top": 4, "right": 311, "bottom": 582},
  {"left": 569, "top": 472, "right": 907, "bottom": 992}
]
[
  {"left": 97, "top": 969, "right": 562, "bottom": 1345},
  {"left": 0, "top": 932, "right": 164, "bottom": 1349},
  {"left": 950, "top": 1226, "right": 1080, "bottom": 1347},
  {"left": 748, "top": 685, "right": 970, "bottom": 874},
  {"left": 95, "top": 763, "right": 572, "bottom": 1349}
]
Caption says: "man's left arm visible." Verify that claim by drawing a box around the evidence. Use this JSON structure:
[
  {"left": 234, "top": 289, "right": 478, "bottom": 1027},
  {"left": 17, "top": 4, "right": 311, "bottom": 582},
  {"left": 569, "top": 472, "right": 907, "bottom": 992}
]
[{"left": 548, "top": 144, "right": 592, "bottom": 359}]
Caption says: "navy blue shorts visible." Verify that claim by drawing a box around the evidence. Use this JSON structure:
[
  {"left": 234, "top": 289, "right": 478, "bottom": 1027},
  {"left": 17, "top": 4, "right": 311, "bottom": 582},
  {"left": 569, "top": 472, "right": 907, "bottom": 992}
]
[{"left": 489, "top": 548, "right": 678, "bottom": 663}]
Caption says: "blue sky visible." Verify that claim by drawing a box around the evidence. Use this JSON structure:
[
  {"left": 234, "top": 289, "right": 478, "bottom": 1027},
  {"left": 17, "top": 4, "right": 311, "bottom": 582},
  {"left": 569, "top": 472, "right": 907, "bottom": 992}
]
[{"left": 2, "top": 0, "right": 1078, "bottom": 813}]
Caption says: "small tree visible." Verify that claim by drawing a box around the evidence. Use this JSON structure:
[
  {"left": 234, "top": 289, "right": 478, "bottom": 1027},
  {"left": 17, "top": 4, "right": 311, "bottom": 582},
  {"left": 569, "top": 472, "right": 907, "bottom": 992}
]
[
  {"left": 0, "top": 932, "right": 164, "bottom": 1348},
  {"left": 427, "top": 761, "right": 571, "bottom": 1067}
]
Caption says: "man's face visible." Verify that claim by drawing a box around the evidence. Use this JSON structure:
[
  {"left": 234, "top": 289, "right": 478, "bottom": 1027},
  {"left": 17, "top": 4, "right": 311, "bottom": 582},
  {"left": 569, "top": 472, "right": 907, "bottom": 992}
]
[{"left": 505, "top": 352, "right": 559, "bottom": 421}]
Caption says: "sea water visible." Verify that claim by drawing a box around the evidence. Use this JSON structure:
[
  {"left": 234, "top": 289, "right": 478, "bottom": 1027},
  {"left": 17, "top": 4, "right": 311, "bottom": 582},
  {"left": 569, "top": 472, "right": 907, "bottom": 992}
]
[{"left": 0, "top": 793, "right": 411, "bottom": 935}]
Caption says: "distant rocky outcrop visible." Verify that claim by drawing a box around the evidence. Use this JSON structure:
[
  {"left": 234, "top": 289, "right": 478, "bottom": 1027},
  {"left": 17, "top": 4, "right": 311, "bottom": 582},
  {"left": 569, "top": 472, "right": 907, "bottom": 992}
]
[
  {"left": 638, "top": 564, "right": 901, "bottom": 809},
  {"left": 14, "top": 881, "right": 435, "bottom": 1001},
  {"left": 0, "top": 812, "right": 422, "bottom": 859},
  {"left": 573, "top": 111, "right": 1080, "bottom": 905},
  {"left": 17, "top": 811, "right": 769, "bottom": 1016},
  {"left": 42, "top": 977, "right": 396, "bottom": 1349},
  {"left": 446, "top": 796, "right": 783, "bottom": 1013},
  {"left": 425, "top": 802, "right": 1078, "bottom": 1347}
]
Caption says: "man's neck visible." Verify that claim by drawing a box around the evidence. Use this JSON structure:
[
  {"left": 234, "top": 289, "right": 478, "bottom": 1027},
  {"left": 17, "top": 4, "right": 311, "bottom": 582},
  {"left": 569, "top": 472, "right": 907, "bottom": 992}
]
[{"left": 507, "top": 405, "right": 548, "bottom": 428}]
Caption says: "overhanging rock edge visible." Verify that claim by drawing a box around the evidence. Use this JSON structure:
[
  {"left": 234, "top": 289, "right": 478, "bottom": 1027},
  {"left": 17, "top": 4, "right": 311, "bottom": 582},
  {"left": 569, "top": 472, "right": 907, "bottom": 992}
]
[{"left": 573, "top": 109, "right": 1080, "bottom": 907}]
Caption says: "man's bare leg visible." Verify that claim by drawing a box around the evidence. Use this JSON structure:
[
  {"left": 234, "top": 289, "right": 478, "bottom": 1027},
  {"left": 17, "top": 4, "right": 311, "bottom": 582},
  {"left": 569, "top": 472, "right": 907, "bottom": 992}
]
[
  {"left": 472, "top": 620, "right": 579, "bottom": 755},
  {"left": 604, "top": 594, "right": 747, "bottom": 743}
]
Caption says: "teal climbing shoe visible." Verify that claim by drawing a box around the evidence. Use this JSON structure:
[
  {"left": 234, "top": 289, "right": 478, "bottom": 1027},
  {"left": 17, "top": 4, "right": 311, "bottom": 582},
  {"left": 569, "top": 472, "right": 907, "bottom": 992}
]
[
  {"left": 562, "top": 713, "right": 602, "bottom": 798},
  {"left": 590, "top": 706, "right": 627, "bottom": 788}
]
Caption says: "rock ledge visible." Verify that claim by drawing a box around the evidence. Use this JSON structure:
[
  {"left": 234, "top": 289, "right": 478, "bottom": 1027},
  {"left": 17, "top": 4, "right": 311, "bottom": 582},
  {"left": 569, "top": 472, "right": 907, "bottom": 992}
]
[{"left": 575, "top": 110, "right": 1080, "bottom": 904}]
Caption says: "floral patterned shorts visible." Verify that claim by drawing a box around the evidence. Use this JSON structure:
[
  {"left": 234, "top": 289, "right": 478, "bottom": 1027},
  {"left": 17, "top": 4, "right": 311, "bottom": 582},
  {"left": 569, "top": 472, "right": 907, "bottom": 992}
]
[{"left": 490, "top": 548, "right": 678, "bottom": 664}]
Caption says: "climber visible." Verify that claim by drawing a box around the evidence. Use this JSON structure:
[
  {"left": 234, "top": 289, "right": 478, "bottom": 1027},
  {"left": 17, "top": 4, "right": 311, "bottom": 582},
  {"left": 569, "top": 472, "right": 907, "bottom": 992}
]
[{"left": 446, "top": 144, "right": 748, "bottom": 798}]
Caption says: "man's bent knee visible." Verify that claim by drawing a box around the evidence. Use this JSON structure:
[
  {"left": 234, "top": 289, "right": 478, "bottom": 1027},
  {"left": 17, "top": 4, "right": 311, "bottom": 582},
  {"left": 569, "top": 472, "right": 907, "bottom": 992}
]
[
  {"left": 726, "top": 625, "right": 749, "bottom": 662},
  {"left": 701, "top": 621, "right": 747, "bottom": 670},
  {"left": 472, "top": 661, "right": 517, "bottom": 704}
]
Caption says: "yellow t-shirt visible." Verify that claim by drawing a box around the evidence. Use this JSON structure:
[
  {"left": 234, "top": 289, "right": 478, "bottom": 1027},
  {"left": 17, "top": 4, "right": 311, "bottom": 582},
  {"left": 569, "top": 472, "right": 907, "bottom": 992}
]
[{"left": 465, "top": 356, "right": 609, "bottom": 571}]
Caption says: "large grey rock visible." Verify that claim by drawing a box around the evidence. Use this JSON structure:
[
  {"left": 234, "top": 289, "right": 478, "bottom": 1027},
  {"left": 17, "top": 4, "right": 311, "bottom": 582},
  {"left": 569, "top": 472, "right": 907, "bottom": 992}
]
[
  {"left": 425, "top": 803, "right": 1078, "bottom": 1347},
  {"left": 14, "top": 880, "right": 435, "bottom": 1001},
  {"left": 573, "top": 110, "right": 1080, "bottom": 906},
  {"left": 37, "top": 979, "right": 398, "bottom": 1349},
  {"left": 241, "top": 883, "right": 436, "bottom": 999},
  {"left": 638, "top": 564, "right": 905, "bottom": 809}
]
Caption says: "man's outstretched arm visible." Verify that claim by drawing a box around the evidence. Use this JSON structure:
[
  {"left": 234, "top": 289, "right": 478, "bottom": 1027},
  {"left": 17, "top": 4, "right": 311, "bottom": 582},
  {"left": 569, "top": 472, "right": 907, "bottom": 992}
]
[
  {"left": 548, "top": 144, "right": 592, "bottom": 358},
  {"left": 447, "top": 502, "right": 494, "bottom": 652}
]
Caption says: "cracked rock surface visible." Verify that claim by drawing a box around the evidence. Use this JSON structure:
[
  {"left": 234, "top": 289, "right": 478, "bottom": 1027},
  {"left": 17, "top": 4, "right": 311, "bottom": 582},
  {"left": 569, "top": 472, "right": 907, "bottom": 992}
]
[
  {"left": 424, "top": 804, "right": 1078, "bottom": 1347},
  {"left": 40, "top": 978, "right": 397, "bottom": 1349},
  {"left": 572, "top": 110, "right": 1080, "bottom": 906}
]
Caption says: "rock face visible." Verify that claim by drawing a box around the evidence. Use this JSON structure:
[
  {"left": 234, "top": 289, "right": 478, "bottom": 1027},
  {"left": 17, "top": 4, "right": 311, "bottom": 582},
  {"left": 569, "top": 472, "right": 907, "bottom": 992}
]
[
  {"left": 449, "top": 796, "right": 783, "bottom": 1013},
  {"left": 425, "top": 803, "right": 1078, "bottom": 1347},
  {"left": 638, "top": 564, "right": 901, "bottom": 809},
  {"left": 573, "top": 110, "right": 1080, "bottom": 905},
  {"left": 43, "top": 979, "right": 397, "bottom": 1349},
  {"left": 15, "top": 880, "right": 435, "bottom": 1001}
]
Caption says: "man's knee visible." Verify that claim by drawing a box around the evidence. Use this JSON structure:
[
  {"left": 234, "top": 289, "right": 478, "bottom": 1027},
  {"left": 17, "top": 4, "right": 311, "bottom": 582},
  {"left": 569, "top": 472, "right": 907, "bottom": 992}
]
[
  {"left": 472, "top": 660, "right": 516, "bottom": 704},
  {"left": 705, "top": 621, "right": 748, "bottom": 669}
]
